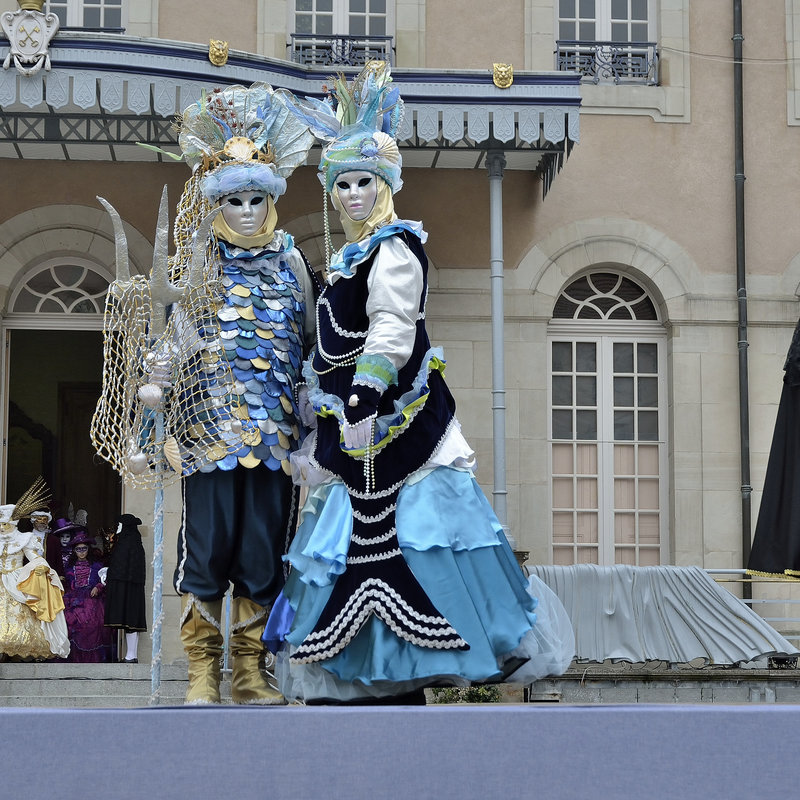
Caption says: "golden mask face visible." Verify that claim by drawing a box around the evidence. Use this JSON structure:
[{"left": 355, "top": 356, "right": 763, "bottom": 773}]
[
  {"left": 493, "top": 63, "right": 514, "bottom": 89},
  {"left": 209, "top": 39, "right": 229, "bottom": 67}
]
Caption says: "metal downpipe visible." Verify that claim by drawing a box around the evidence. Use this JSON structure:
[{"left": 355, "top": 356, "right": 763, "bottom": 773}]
[
  {"left": 486, "top": 150, "right": 516, "bottom": 550},
  {"left": 733, "top": 0, "right": 752, "bottom": 584}
]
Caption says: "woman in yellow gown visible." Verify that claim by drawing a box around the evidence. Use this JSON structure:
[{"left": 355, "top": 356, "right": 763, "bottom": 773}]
[{"left": 0, "top": 502, "right": 69, "bottom": 660}]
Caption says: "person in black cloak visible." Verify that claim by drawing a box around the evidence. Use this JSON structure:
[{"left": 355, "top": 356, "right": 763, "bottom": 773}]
[
  {"left": 748, "top": 319, "right": 800, "bottom": 579},
  {"left": 104, "top": 513, "right": 147, "bottom": 662}
]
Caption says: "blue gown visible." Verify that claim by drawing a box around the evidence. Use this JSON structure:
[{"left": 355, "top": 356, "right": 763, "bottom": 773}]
[{"left": 264, "top": 225, "right": 574, "bottom": 701}]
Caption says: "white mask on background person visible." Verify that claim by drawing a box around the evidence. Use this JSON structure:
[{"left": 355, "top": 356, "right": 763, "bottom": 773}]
[
  {"left": 335, "top": 171, "right": 378, "bottom": 221},
  {"left": 221, "top": 190, "right": 269, "bottom": 236}
]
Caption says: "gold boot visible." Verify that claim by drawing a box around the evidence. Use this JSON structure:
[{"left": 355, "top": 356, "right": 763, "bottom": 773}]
[
  {"left": 230, "top": 596, "right": 286, "bottom": 705},
  {"left": 180, "top": 594, "right": 223, "bottom": 705}
]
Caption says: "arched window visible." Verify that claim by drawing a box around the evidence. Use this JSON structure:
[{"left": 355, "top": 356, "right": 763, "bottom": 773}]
[
  {"left": 9, "top": 260, "right": 110, "bottom": 314},
  {"left": 548, "top": 271, "right": 667, "bottom": 566}
]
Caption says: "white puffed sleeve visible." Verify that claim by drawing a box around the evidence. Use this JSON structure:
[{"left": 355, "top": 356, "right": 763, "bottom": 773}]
[{"left": 363, "top": 236, "right": 423, "bottom": 371}]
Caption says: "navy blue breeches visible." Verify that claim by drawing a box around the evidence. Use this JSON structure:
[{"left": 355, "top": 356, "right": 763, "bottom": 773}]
[{"left": 173, "top": 464, "right": 295, "bottom": 607}]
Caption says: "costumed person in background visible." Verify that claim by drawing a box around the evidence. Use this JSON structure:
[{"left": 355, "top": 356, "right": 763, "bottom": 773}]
[
  {"left": 0, "top": 479, "right": 69, "bottom": 661},
  {"left": 35, "top": 510, "right": 63, "bottom": 576},
  {"left": 104, "top": 513, "right": 147, "bottom": 663},
  {"left": 264, "top": 63, "right": 574, "bottom": 704},
  {"left": 51, "top": 518, "right": 77, "bottom": 578},
  {"left": 749, "top": 319, "right": 800, "bottom": 578},
  {"left": 73, "top": 508, "right": 105, "bottom": 559},
  {"left": 63, "top": 530, "right": 112, "bottom": 662},
  {"left": 91, "top": 83, "right": 317, "bottom": 704},
  {"left": 30, "top": 509, "right": 51, "bottom": 552}
]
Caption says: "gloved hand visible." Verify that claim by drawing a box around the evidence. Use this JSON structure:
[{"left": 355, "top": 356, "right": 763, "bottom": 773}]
[{"left": 342, "top": 385, "right": 381, "bottom": 450}]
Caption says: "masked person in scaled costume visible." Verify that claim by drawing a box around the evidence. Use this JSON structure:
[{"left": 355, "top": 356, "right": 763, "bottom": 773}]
[
  {"left": 92, "top": 84, "right": 317, "bottom": 703},
  {"left": 263, "top": 63, "right": 575, "bottom": 703}
]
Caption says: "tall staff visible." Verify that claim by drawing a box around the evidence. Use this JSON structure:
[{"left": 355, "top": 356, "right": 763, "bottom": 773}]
[{"left": 95, "top": 189, "right": 217, "bottom": 703}]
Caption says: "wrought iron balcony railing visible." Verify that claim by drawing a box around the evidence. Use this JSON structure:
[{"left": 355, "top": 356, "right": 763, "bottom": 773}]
[
  {"left": 556, "top": 40, "right": 658, "bottom": 85},
  {"left": 290, "top": 34, "right": 393, "bottom": 67}
]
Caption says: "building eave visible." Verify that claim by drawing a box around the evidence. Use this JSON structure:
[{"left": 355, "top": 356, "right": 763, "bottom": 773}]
[{"left": 0, "top": 33, "right": 581, "bottom": 191}]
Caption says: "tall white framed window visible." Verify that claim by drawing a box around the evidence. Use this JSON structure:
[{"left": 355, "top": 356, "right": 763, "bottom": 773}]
[
  {"left": 44, "top": 1, "right": 124, "bottom": 29},
  {"left": 557, "top": 0, "right": 654, "bottom": 42},
  {"left": 555, "top": 0, "right": 658, "bottom": 84},
  {"left": 548, "top": 272, "right": 668, "bottom": 566},
  {"left": 289, "top": 1, "right": 395, "bottom": 64},
  {"left": 292, "top": 0, "right": 391, "bottom": 36}
]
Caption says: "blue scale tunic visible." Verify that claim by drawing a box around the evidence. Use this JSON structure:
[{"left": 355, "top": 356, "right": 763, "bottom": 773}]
[
  {"left": 173, "top": 235, "right": 317, "bottom": 606},
  {"left": 197, "top": 238, "right": 307, "bottom": 473}
]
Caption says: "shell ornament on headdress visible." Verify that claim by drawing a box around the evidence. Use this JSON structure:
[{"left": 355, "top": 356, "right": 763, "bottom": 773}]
[
  {"left": 286, "top": 61, "right": 405, "bottom": 194},
  {"left": 178, "top": 83, "right": 316, "bottom": 203}
]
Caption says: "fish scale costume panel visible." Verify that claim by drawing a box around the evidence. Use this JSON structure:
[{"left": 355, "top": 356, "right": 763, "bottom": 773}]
[
  {"left": 203, "top": 237, "right": 308, "bottom": 473},
  {"left": 173, "top": 236, "right": 315, "bottom": 604}
]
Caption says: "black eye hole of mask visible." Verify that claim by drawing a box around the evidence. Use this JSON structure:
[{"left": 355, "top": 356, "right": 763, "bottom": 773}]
[
  {"left": 226, "top": 195, "right": 265, "bottom": 208},
  {"left": 336, "top": 176, "right": 374, "bottom": 191}
]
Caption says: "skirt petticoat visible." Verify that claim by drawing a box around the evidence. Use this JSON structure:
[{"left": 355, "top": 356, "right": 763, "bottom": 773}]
[{"left": 264, "top": 466, "right": 575, "bottom": 702}]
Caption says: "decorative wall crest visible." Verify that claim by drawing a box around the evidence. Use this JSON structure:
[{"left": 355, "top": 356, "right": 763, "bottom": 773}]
[
  {"left": 492, "top": 63, "right": 514, "bottom": 89},
  {"left": 208, "top": 39, "right": 229, "bottom": 67},
  {"left": 1, "top": 3, "right": 59, "bottom": 76}
]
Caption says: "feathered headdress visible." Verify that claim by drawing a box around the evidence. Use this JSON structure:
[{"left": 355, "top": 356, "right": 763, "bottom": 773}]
[
  {"left": 286, "top": 61, "right": 405, "bottom": 193},
  {"left": 10, "top": 476, "right": 52, "bottom": 521},
  {"left": 177, "top": 83, "right": 315, "bottom": 203}
]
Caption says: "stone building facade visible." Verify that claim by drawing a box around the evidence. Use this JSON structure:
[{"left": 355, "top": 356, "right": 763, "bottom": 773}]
[{"left": 1, "top": 1, "right": 798, "bottom": 662}]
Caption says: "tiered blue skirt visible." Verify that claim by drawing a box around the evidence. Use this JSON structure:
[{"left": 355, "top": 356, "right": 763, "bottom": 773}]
[{"left": 264, "top": 466, "right": 575, "bottom": 702}]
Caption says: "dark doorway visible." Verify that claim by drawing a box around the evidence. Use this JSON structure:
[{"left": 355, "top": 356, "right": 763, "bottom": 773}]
[{"left": 6, "top": 329, "right": 121, "bottom": 534}]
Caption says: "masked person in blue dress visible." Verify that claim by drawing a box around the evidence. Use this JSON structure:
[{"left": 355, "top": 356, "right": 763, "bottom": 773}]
[{"left": 265, "top": 63, "right": 575, "bottom": 703}]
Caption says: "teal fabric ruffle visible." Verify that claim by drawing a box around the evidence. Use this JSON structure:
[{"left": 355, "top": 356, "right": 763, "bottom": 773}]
[{"left": 266, "top": 466, "right": 575, "bottom": 700}]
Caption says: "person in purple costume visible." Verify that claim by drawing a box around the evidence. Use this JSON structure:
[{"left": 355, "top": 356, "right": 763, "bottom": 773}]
[{"left": 63, "top": 530, "right": 111, "bottom": 663}]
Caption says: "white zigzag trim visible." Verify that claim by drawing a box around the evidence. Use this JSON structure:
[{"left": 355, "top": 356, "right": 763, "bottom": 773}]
[
  {"left": 179, "top": 594, "right": 222, "bottom": 631},
  {"left": 302, "top": 579, "right": 463, "bottom": 645},
  {"left": 318, "top": 296, "right": 368, "bottom": 339},
  {"left": 345, "top": 477, "right": 406, "bottom": 499},
  {"left": 350, "top": 526, "right": 397, "bottom": 546},
  {"left": 351, "top": 502, "right": 397, "bottom": 524},
  {"left": 292, "top": 585, "right": 468, "bottom": 663},
  {"left": 347, "top": 547, "right": 403, "bottom": 564},
  {"left": 229, "top": 604, "right": 267, "bottom": 633},
  {"left": 352, "top": 374, "right": 387, "bottom": 392}
]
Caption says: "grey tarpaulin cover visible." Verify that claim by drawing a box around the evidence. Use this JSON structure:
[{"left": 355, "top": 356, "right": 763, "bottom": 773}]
[{"left": 529, "top": 564, "right": 799, "bottom": 664}]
